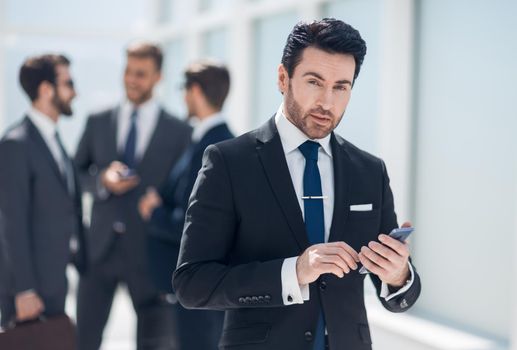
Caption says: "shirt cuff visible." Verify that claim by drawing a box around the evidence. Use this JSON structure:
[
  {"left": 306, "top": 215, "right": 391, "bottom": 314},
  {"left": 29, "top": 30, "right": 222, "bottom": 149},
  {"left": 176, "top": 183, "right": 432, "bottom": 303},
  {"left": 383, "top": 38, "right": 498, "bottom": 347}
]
[
  {"left": 281, "top": 257, "right": 309, "bottom": 305},
  {"left": 380, "top": 262, "right": 415, "bottom": 301}
]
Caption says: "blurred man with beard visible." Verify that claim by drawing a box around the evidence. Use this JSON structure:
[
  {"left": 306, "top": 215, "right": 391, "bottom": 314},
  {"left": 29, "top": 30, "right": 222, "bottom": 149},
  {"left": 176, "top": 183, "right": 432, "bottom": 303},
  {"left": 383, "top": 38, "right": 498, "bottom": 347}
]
[
  {"left": 75, "top": 42, "right": 191, "bottom": 350},
  {"left": 0, "top": 54, "right": 87, "bottom": 328}
]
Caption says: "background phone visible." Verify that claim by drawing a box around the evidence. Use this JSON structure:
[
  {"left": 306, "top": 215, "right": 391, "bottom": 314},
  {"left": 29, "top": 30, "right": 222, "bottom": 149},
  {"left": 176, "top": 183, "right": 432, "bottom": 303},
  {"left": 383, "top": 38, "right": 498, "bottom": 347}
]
[{"left": 119, "top": 168, "right": 137, "bottom": 179}]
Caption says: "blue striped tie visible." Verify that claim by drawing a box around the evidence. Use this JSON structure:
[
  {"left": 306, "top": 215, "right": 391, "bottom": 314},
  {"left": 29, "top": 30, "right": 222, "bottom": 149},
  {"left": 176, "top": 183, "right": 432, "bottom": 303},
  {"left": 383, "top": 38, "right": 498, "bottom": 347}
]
[{"left": 298, "top": 140, "right": 325, "bottom": 350}]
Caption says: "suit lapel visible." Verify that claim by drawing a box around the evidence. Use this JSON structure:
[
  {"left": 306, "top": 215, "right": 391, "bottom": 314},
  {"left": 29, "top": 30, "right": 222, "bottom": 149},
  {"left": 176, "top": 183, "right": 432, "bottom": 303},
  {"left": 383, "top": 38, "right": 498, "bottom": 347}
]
[
  {"left": 328, "top": 134, "right": 352, "bottom": 243},
  {"left": 256, "top": 118, "right": 309, "bottom": 250},
  {"left": 26, "top": 117, "right": 69, "bottom": 193},
  {"left": 108, "top": 107, "right": 120, "bottom": 161}
]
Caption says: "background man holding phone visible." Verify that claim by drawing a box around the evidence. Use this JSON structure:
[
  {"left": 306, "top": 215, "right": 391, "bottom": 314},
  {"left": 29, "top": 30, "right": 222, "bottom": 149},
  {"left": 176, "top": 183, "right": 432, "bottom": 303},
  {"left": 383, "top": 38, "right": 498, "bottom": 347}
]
[{"left": 74, "top": 42, "right": 191, "bottom": 350}]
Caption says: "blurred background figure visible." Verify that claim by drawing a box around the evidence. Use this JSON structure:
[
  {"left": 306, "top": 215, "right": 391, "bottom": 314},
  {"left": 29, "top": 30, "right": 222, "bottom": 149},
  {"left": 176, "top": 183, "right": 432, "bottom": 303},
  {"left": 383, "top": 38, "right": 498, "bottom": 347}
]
[
  {"left": 139, "top": 60, "right": 233, "bottom": 349},
  {"left": 0, "top": 53, "right": 87, "bottom": 327},
  {"left": 74, "top": 42, "right": 191, "bottom": 350}
]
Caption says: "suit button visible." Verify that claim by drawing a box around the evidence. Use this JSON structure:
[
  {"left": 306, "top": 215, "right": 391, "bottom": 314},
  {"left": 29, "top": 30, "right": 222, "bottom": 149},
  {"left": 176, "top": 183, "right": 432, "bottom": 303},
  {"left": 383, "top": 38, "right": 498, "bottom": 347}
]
[
  {"left": 238, "top": 297, "right": 245, "bottom": 304},
  {"left": 251, "top": 296, "right": 259, "bottom": 304},
  {"left": 258, "top": 296, "right": 264, "bottom": 303},
  {"left": 319, "top": 281, "right": 327, "bottom": 291},
  {"left": 304, "top": 331, "right": 313, "bottom": 341},
  {"left": 245, "top": 297, "right": 252, "bottom": 304},
  {"left": 264, "top": 295, "right": 271, "bottom": 303}
]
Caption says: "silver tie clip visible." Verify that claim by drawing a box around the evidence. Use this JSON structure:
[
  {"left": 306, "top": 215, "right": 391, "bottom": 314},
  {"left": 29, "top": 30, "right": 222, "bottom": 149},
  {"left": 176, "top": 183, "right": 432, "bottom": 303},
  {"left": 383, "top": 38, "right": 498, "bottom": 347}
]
[{"left": 302, "top": 196, "right": 328, "bottom": 200}]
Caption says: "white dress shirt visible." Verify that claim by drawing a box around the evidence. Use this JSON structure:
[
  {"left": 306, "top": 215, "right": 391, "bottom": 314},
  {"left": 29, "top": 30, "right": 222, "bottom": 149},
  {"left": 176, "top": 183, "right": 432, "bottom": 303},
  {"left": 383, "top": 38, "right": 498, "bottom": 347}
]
[
  {"left": 275, "top": 104, "right": 414, "bottom": 306},
  {"left": 190, "top": 112, "right": 226, "bottom": 143},
  {"left": 27, "top": 108, "right": 67, "bottom": 174},
  {"left": 117, "top": 98, "right": 161, "bottom": 162}
]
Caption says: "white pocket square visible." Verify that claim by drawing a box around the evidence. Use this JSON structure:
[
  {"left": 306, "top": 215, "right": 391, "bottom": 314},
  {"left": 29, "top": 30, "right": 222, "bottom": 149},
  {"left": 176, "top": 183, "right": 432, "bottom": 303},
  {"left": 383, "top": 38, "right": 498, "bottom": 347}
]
[{"left": 350, "top": 204, "right": 372, "bottom": 211}]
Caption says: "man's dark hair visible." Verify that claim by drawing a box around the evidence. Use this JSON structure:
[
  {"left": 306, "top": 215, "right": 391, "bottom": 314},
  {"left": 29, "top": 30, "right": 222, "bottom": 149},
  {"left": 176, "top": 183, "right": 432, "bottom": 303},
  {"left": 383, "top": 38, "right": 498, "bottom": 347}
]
[
  {"left": 126, "top": 41, "right": 163, "bottom": 71},
  {"left": 281, "top": 18, "right": 367, "bottom": 82},
  {"left": 185, "top": 61, "right": 230, "bottom": 110},
  {"left": 19, "top": 54, "right": 70, "bottom": 102}
]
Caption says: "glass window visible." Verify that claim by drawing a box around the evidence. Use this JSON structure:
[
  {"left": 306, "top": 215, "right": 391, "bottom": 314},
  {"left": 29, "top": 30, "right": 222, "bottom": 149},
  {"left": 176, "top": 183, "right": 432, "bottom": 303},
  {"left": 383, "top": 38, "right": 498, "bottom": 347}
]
[
  {"left": 322, "top": 0, "right": 382, "bottom": 154},
  {"left": 5, "top": 0, "right": 148, "bottom": 31},
  {"left": 161, "top": 40, "right": 188, "bottom": 119},
  {"left": 157, "top": 0, "right": 192, "bottom": 26},
  {"left": 198, "top": 0, "right": 235, "bottom": 13},
  {"left": 202, "top": 28, "right": 228, "bottom": 63},
  {"left": 413, "top": 0, "right": 517, "bottom": 341},
  {"left": 252, "top": 12, "right": 298, "bottom": 127}
]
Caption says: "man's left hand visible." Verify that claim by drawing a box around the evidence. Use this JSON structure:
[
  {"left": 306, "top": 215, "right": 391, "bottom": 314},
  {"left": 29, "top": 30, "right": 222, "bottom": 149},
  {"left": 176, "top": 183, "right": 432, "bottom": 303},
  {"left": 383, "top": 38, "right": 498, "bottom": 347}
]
[
  {"left": 138, "top": 187, "right": 162, "bottom": 221},
  {"left": 358, "top": 221, "right": 411, "bottom": 287}
]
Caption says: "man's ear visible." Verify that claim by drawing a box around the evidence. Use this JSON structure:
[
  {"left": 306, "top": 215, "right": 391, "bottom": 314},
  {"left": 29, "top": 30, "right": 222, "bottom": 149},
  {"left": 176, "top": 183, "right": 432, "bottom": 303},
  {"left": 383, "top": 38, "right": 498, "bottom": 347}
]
[
  {"left": 277, "top": 64, "right": 289, "bottom": 95},
  {"left": 37, "top": 81, "right": 55, "bottom": 100}
]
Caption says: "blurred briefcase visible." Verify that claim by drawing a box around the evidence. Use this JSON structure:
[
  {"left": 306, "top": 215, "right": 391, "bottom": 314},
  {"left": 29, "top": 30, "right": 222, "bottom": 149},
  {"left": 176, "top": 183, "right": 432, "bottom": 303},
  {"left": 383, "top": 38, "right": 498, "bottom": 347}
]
[{"left": 0, "top": 314, "right": 76, "bottom": 350}]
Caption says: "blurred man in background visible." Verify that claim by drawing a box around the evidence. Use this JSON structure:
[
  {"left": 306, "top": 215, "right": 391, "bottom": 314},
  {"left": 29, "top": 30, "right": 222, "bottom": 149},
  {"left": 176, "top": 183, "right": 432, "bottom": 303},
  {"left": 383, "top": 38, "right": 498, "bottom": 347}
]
[
  {"left": 0, "top": 54, "right": 86, "bottom": 328},
  {"left": 75, "top": 42, "right": 191, "bottom": 350},
  {"left": 139, "top": 60, "right": 233, "bottom": 349}
]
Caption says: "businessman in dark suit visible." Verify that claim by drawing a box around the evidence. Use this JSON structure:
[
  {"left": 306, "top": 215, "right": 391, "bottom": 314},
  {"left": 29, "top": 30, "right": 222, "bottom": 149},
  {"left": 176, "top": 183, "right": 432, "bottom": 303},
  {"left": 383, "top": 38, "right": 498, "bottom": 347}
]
[
  {"left": 0, "top": 54, "right": 86, "bottom": 328},
  {"left": 173, "top": 19, "right": 421, "bottom": 350},
  {"left": 139, "top": 61, "right": 233, "bottom": 349},
  {"left": 75, "top": 42, "right": 191, "bottom": 350}
]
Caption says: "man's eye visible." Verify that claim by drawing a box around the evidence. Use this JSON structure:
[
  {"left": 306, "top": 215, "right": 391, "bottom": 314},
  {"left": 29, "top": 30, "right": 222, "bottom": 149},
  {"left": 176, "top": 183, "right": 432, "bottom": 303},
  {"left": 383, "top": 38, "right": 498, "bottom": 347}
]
[
  {"left": 334, "top": 85, "right": 348, "bottom": 91},
  {"left": 308, "top": 80, "right": 320, "bottom": 86}
]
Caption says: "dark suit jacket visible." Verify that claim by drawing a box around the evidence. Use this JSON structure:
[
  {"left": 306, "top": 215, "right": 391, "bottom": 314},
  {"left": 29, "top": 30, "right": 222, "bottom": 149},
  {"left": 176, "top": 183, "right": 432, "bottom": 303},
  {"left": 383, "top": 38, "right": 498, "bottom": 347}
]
[
  {"left": 173, "top": 118, "right": 421, "bottom": 350},
  {"left": 147, "top": 122, "right": 234, "bottom": 292},
  {"left": 75, "top": 107, "right": 191, "bottom": 276},
  {"left": 0, "top": 117, "right": 86, "bottom": 299}
]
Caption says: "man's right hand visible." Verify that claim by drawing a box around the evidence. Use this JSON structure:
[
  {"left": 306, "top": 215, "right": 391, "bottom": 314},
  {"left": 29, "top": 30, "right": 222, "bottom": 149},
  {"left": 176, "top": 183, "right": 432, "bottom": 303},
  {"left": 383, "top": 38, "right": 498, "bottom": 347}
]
[
  {"left": 296, "top": 242, "right": 360, "bottom": 285},
  {"left": 15, "top": 291, "right": 45, "bottom": 321},
  {"left": 101, "top": 161, "right": 140, "bottom": 195}
]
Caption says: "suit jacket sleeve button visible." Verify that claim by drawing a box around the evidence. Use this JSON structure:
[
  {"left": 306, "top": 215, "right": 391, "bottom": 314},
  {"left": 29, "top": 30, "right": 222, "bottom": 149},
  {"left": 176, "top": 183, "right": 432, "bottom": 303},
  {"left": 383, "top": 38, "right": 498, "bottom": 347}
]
[
  {"left": 265, "top": 295, "right": 271, "bottom": 302},
  {"left": 238, "top": 297, "right": 245, "bottom": 303},
  {"left": 319, "top": 281, "right": 327, "bottom": 291},
  {"left": 304, "top": 331, "right": 313, "bottom": 341}
]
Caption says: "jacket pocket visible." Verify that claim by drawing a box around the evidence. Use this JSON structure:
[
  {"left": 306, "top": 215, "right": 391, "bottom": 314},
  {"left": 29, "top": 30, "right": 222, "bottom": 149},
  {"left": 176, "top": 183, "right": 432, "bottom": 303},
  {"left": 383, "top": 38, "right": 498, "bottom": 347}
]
[{"left": 219, "top": 323, "right": 271, "bottom": 348}]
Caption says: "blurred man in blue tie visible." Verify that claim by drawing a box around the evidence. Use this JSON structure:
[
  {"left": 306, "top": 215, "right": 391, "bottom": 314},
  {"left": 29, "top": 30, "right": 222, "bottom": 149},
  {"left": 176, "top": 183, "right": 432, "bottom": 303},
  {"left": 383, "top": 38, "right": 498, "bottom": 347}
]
[
  {"left": 75, "top": 42, "right": 191, "bottom": 350},
  {"left": 0, "top": 54, "right": 86, "bottom": 328},
  {"left": 139, "top": 60, "right": 233, "bottom": 349},
  {"left": 172, "top": 19, "right": 421, "bottom": 350}
]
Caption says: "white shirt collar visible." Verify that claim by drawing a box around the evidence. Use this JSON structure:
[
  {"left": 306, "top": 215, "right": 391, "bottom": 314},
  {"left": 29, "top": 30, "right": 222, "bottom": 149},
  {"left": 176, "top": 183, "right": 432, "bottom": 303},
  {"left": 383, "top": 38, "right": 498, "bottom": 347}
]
[
  {"left": 27, "top": 107, "right": 58, "bottom": 140},
  {"left": 191, "top": 112, "right": 225, "bottom": 143},
  {"left": 120, "top": 97, "right": 160, "bottom": 118},
  {"left": 274, "top": 104, "right": 333, "bottom": 158}
]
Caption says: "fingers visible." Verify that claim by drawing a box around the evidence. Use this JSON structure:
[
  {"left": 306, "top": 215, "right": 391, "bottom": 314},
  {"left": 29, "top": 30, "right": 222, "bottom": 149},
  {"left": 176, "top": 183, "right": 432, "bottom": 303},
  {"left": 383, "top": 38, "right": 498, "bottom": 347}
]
[
  {"left": 378, "top": 235, "right": 409, "bottom": 257},
  {"left": 297, "top": 242, "right": 360, "bottom": 285},
  {"left": 401, "top": 221, "right": 412, "bottom": 228}
]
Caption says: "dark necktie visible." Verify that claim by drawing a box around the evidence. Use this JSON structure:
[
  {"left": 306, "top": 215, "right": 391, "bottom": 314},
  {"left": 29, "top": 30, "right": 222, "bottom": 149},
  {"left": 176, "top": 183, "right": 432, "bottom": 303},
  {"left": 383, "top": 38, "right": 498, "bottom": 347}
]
[
  {"left": 123, "top": 109, "right": 138, "bottom": 169},
  {"left": 54, "top": 131, "right": 75, "bottom": 196},
  {"left": 298, "top": 140, "right": 325, "bottom": 350}
]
